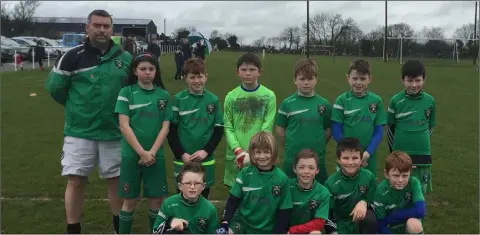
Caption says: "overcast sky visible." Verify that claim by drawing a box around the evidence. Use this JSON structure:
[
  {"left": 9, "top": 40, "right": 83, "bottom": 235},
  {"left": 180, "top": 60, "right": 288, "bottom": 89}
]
[{"left": 8, "top": 1, "right": 479, "bottom": 44}]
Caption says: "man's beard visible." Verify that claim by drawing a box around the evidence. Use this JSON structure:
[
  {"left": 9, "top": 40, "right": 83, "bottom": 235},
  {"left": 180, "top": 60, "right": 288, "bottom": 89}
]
[{"left": 91, "top": 35, "right": 110, "bottom": 50}]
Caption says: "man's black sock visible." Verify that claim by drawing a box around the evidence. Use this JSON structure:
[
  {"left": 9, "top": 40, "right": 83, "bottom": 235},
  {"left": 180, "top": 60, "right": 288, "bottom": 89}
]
[
  {"left": 67, "top": 223, "right": 81, "bottom": 234},
  {"left": 113, "top": 215, "right": 120, "bottom": 234}
]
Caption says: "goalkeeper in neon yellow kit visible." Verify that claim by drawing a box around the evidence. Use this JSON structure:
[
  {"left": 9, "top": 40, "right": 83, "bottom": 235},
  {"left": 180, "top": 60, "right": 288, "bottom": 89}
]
[{"left": 223, "top": 53, "right": 277, "bottom": 187}]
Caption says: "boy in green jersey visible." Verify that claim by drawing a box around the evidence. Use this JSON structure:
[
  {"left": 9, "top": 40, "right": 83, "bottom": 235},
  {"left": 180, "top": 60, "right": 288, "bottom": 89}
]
[
  {"left": 223, "top": 53, "right": 277, "bottom": 187},
  {"left": 115, "top": 53, "right": 171, "bottom": 233},
  {"left": 331, "top": 59, "right": 387, "bottom": 177},
  {"left": 153, "top": 162, "right": 219, "bottom": 234},
  {"left": 167, "top": 58, "right": 224, "bottom": 198},
  {"left": 325, "top": 137, "right": 377, "bottom": 234},
  {"left": 374, "top": 151, "right": 425, "bottom": 234},
  {"left": 386, "top": 60, "right": 436, "bottom": 194},
  {"left": 276, "top": 59, "right": 332, "bottom": 184},
  {"left": 216, "top": 132, "right": 292, "bottom": 234},
  {"left": 288, "top": 149, "right": 330, "bottom": 234}
]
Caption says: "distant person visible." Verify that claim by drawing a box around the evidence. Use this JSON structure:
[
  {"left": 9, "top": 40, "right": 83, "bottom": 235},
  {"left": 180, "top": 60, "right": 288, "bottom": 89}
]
[
  {"left": 194, "top": 40, "right": 206, "bottom": 60},
  {"left": 181, "top": 38, "right": 192, "bottom": 64},
  {"left": 147, "top": 39, "right": 161, "bottom": 58},
  {"left": 123, "top": 34, "right": 138, "bottom": 56},
  {"left": 174, "top": 46, "right": 184, "bottom": 80},
  {"left": 45, "top": 9, "right": 132, "bottom": 234},
  {"left": 34, "top": 40, "right": 46, "bottom": 70}
]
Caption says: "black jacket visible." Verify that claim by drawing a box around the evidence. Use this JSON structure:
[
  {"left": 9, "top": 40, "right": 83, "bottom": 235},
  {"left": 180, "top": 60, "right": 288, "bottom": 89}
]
[
  {"left": 147, "top": 43, "right": 161, "bottom": 57},
  {"left": 175, "top": 51, "right": 184, "bottom": 68},
  {"left": 181, "top": 43, "right": 192, "bottom": 61}
]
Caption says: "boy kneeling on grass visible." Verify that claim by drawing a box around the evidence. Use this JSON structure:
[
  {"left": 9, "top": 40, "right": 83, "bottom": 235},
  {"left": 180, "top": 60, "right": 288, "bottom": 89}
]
[
  {"left": 324, "top": 137, "right": 377, "bottom": 234},
  {"left": 153, "top": 162, "right": 219, "bottom": 234},
  {"left": 374, "top": 151, "right": 425, "bottom": 234}
]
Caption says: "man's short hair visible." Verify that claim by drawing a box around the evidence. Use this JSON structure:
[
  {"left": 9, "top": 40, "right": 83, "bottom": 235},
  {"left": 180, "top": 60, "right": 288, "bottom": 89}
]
[
  {"left": 385, "top": 151, "right": 412, "bottom": 173},
  {"left": 87, "top": 9, "right": 112, "bottom": 24}
]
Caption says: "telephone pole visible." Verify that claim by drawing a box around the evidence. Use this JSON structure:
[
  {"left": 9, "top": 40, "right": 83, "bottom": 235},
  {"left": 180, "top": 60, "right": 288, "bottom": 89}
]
[
  {"left": 383, "top": 1, "right": 388, "bottom": 63},
  {"left": 306, "top": 1, "right": 310, "bottom": 58}
]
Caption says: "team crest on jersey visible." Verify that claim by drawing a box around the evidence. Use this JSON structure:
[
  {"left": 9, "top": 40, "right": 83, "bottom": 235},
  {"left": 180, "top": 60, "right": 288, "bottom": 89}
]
[
  {"left": 317, "top": 105, "right": 326, "bottom": 116},
  {"left": 309, "top": 200, "right": 320, "bottom": 210},
  {"left": 122, "top": 183, "right": 130, "bottom": 194},
  {"left": 424, "top": 108, "right": 432, "bottom": 119},
  {"left": 206, "top": 103, "right": 215, "bottom": 114},
  {"left": 158, "top": 99, "right": 167, "bottom": 110},
  {"left": 114, "top": 59, "right": 124, "bottom": 69},
  {"left": 272, "top": 185, "right": 282, "bottom": 197},
  {"left": 197, "top": 217, "right": 207, "bottom": 230},
  {"left": 404, "top": 191, "right": 412, "bottom": 202},
  {"left": 234, "top": 222, "right": 242, "bottom": 231},
  {"left": 358, "top": 185, "right": 368, "bottom": 195},
  {"left": 369, "top": 103, "right": 377, "bottom": 113}
]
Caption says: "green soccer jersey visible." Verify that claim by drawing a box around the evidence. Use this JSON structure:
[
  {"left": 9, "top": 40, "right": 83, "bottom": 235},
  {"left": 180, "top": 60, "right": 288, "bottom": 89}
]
[
  {"left": 332, "top": 91, "right": 387, "bottom": 149},
  {"left": 373, "top": 177, "right": 425, "bottom": 221},
  {"left": 153, "top": 194, "right": 219, "bottom": 234},
  {"left": 230, "top": 165, "right": 293, "bottom": 233},
  {"left": 324, "top": 168, "right": 377, "bottom": 221},
  {"left": 276, "top": 93, "right": 332, "bottom": 168},
  {"left": 114, "top": 84, "right": 172, "bottom": 157},
  {"left": 171, "top": 89, "right": 224, "bottom": 164},
  {"left": 388, "top": 90, "right": 436, "bottom": 163},
  {"left": 289, "top": 178, "right": 330, "bottom": 227}
]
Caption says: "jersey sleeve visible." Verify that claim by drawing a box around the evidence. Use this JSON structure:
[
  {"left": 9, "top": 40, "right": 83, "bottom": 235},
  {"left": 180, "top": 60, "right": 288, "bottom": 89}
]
[
  {"left": 223, "top": 93, "right": 241, "bottom": 151},
  {"left": 387, "top": 97, "right": 396, "bottom": 125},
  {"left": 373, "top": 188, "right": 387, "bottom": 220},
  {"left": 411, "top": 178, "right": 425, "bottom": 203},
  {"left": 214, "top": 98, "right": 224, "bottom": 127},
  {"left": 375, "top": 99, "right": 387, "bottom": 125},
  {"left": 171, "top": 95, "right": 180, "bottom": 124},
  {"left": 323, "top": 103, "right": 333, "bottom": 128},
  {"left": 278, "top": 177, "right": 293, "bottom": 210},
  {"left": 331, "top": 95, "right": 345, "bottom": 123},
  {"left": 324, "top": 180, "right": 335, "bottom": 209},
  {"left": 261, "top": 91, "right": 277, "bottom": 132},
  {"left": 207, "top": 205, "right": 220, "bottom": 234},
  {"left": 275, "top": 100, "right": 289, "bottom": 128},
  {"left": 153, "top": 200, "right": 172, "bottom": 231},
  {"left": 366, "top": 174, "right": 377, "bottom": 204},
  {"left": 314, "top": 189, "right": 330, "bottom": 220},
  {"left": 45, "top": 52, "right": 74, "bottom": 105},
  {"left": 115, "top": 87, "right": 130, "bottom": 116},
  {"left": 229, "top": 168, "right": 244, "bottom": 198},
  {"left": 429, "top": 99, "right": 436, "bottom": 129},
  {"left": 163, "top": 94, "right": 173, "bottom": 122}
]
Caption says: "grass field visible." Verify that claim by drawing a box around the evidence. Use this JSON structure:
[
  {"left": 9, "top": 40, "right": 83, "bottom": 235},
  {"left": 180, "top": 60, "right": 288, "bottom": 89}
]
[{"left": 1, "top": 51, "right": 479, "bottom": 234}]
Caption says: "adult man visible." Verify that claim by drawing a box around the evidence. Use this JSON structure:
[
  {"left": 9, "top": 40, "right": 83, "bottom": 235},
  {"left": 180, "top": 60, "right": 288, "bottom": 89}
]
[
  {"left": 123, "top": 34, "right": 138, "bottom": 56},
  {"left": 194, "top": 40, "right": 206, "bottom": 60},
  {"left": 45, "top": 9, "right": 132, "bottom": 234},
  {"left": 147, "top": 38, "right": 161, "bottom": 58}
]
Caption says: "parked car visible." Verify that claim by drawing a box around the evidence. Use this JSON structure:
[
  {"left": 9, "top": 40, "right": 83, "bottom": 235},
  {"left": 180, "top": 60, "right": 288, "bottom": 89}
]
[
  {"left": 1, "top": 45, "right": 15, "bottom": 63},
  {"left": 14, "top": 36, "right": 65, "bottom": 58},
  {"left": 1, "top": 36, "right": 29, "bottom": 60},
  {"left": 136, "top": 40, "right": 148, "bottom": 53},
  {"left": 11, "top": 37, "right": 36, "bottom": 61}
]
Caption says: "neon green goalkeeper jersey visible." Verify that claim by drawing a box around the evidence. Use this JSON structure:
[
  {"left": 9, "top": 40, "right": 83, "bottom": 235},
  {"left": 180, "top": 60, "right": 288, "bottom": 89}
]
[{"left": 223, "top": 84, "right": 276, "bottom": 184}]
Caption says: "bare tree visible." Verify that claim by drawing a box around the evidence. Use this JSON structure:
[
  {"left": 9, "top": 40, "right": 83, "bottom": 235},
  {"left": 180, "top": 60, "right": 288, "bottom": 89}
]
[
  {"left": 252, "top": 36, "right": 266, "bottom": 48},
  {"left": 420, "top": 26, "right": 445, "bottom": 39},
  {"left": 454, "top": 23, "right": 476, "bottom": 43},
  {"left": 11, "top": 0, "right": 39, "bottom": 21}
]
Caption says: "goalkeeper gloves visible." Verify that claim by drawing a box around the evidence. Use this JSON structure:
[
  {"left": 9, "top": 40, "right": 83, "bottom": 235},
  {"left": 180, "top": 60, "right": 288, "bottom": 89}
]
[
  {"left": 234, "top": 147, "right": 250, "bottom": 168},
  {"left": 215, "top": 221, "right": 229, "bottom": 234}
]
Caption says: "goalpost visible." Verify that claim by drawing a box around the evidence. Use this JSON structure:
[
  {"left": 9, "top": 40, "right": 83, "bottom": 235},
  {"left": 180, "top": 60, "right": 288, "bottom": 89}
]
[{"left": 386, "top": 37, "right": 472, "bottom": 65}]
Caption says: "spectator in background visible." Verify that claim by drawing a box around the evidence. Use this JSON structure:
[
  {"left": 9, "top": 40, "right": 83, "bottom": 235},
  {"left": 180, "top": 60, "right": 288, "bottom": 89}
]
[
  {"left": 174, "top": 46, "right": 184, "bottom": 80},
  {"left": 194, "top": 39, "right": 206, "bottom": 61},
  {"left": 181, "top": 38, "right": 192, "bottom": 64},
  {"left": 34, "top": 40, "right": 46, "bottom": 70},
  {"left": 147, "top": 38, "right": 161, "bottom": 58},
  {"left": 122, "top": 34, "right": 137, "bottom": 56}
]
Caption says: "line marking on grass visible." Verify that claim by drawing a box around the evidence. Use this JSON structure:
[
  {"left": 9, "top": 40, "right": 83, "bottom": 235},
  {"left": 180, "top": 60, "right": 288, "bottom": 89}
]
[{"left": 0, "top": 197, "right": 225, "bottom": 205}]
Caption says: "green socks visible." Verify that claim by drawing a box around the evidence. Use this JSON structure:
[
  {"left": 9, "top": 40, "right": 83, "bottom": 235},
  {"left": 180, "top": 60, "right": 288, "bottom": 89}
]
[
  {"left": 149, "top": 208, "right": 159, "bottom": 232},
  {"left": 119, "top": 210, "right": 135, "bottom": 234}
]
